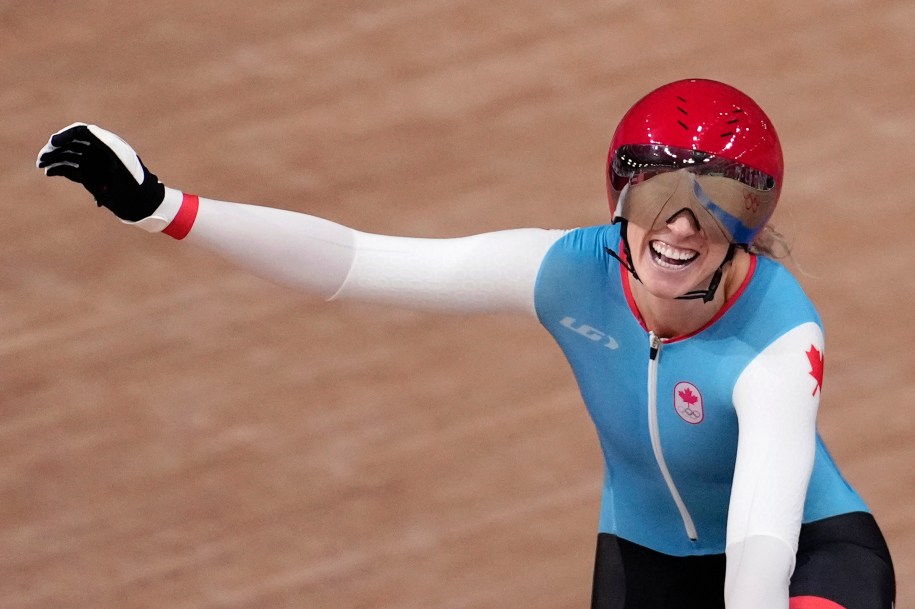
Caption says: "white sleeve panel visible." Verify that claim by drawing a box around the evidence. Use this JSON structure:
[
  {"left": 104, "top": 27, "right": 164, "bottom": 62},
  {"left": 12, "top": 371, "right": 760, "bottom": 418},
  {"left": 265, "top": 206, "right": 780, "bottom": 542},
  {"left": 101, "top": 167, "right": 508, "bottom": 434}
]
[
  {"left": 184, "top": 196, "right": 358, "bottom": 300},
  {"left": 724, "top": 535, "right": 794, "bottom": 609},
  {"left": 166, "top": 190, "right": 565, "bottom": 314},
  {"left": 725, "top": 321, "right": 824, "bottom": 608},
  {"left": 332, "top": 228, "right": 568, "bottom": 315}
]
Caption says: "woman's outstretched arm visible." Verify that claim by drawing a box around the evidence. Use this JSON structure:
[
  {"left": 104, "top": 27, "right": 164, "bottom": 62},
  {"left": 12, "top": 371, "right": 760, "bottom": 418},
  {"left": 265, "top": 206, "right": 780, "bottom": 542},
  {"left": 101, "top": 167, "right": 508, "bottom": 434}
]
[{"left": 38, "top": 123, "right": 566, "bottom": 315}]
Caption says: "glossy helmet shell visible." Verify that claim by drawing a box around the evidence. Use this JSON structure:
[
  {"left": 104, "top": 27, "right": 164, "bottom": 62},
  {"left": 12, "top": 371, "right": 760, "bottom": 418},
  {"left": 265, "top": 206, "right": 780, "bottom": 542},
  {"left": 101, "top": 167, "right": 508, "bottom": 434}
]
[{"left": 606, "top": 79, "right": 783, "bottom": 238}]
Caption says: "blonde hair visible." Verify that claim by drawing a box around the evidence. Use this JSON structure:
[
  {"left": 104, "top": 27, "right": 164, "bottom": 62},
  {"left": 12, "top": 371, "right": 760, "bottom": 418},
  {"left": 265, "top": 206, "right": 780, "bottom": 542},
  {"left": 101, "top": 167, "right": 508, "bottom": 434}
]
[{"left": 748, "top": 224, "right": 792, "bottom": 260}]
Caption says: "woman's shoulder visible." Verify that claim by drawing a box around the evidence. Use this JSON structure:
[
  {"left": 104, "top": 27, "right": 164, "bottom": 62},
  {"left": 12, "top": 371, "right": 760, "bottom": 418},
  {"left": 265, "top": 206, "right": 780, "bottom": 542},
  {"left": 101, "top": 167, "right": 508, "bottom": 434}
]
[
  {"left": 720, "top": 255, "right": 822, "bottom": 344},
  {"left": 751, "top": 255, "right": 816, "bottom": 305},
  {"left": 543, "top": 223, "right": 622, "bottom": 258}
]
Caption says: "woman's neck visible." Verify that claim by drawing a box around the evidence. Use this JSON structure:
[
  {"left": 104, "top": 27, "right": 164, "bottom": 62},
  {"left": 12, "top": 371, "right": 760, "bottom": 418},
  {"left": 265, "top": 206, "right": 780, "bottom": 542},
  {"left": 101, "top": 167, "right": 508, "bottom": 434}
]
[{"left": 629, "top": 249, "right": 751, "bottom": 339}]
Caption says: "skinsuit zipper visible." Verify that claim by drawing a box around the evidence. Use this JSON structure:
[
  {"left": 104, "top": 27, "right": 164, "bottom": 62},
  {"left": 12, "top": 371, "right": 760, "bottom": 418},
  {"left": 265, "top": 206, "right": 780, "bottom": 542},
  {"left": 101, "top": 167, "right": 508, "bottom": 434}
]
[{"left": 647, "top": 332, "right": 699, "bottom": 541}]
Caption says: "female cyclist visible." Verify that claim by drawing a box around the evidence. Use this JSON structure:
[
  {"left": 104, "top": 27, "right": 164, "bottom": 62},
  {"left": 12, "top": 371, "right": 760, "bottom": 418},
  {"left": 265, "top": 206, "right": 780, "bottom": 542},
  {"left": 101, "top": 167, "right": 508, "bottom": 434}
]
[{"left": 37, "top": 79, "right": 895, "bottom": 609}]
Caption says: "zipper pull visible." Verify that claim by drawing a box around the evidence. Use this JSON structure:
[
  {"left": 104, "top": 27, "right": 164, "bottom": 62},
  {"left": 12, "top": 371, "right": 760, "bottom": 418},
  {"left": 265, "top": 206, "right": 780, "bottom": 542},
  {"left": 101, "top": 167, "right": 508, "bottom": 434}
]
[{"left": 649, "top": 331, "right": 662, "bottom": 361}]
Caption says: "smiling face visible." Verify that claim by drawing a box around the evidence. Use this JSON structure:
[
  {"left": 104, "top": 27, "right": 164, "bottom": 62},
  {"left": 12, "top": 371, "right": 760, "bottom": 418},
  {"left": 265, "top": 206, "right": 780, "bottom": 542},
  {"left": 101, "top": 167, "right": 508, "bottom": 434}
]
[
  {"left": 622, "top": 174, "right": 735, "bottom": 301},
  {"left": 627, "top": 211, "right": 733, "bottom": 300}
]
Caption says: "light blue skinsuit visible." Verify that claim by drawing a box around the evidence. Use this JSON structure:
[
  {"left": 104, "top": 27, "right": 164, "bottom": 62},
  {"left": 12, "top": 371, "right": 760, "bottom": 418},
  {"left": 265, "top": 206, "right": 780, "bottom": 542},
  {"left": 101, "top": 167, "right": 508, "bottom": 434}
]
[{"left": 533, "top": 223, "right": 868, "bottom": 556}]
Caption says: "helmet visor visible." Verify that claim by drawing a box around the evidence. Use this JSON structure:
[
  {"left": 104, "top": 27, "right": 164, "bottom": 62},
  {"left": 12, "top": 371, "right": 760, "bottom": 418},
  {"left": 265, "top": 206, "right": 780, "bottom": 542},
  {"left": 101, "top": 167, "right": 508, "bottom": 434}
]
[{"left": 611, "top": 144, "right": 777, "bottom": 244}]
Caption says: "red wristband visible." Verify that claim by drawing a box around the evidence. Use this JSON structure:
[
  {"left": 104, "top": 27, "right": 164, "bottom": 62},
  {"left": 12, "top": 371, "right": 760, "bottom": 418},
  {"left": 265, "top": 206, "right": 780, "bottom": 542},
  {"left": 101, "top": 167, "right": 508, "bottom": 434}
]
[{"left": 162, "top": 193, "right": 199, "bottom": 240}]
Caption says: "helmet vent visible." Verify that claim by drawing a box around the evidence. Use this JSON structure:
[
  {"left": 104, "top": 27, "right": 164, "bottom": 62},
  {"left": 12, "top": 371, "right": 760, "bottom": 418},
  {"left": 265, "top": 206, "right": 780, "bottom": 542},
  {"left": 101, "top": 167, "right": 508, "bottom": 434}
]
[
  {"left": 721, "top": 110, "right": 743, "bottom": 137},
  {"left": 676, "top": 97, "right": 689, "bottom": 129}
]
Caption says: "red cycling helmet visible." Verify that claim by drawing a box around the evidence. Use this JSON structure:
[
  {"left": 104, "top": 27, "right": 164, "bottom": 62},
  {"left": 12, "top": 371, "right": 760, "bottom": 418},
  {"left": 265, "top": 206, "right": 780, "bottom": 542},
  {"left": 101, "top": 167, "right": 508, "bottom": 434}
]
[{"left": 606, "top": 79, "right": 783, "bottom": 245}]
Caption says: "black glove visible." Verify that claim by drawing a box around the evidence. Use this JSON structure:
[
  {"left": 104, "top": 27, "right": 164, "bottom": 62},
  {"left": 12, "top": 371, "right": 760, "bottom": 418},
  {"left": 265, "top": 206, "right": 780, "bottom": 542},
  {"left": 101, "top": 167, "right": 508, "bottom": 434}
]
[{"left": 37, "top": 123, "right": 165, "bottom": 222}]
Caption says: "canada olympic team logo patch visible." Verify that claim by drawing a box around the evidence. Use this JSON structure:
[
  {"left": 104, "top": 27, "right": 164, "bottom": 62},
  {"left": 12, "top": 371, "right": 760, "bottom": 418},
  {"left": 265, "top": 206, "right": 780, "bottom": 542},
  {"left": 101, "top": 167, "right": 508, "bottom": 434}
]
[{"left": 673, "top": 382, "right": 704, "bottom": 424}]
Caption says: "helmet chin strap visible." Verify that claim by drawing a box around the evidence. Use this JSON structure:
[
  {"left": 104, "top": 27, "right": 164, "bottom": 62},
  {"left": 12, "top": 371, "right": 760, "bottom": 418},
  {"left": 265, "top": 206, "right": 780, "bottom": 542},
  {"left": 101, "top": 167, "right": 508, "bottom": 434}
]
[
  {"left": 674, "top": 242, "right": 736, "bottom": 303},
  {"left": 606, "top": 220, "right": 737, "bottom": 304},
  {"left": 605, "top": 219, "right": 640, "bottom": 280}
]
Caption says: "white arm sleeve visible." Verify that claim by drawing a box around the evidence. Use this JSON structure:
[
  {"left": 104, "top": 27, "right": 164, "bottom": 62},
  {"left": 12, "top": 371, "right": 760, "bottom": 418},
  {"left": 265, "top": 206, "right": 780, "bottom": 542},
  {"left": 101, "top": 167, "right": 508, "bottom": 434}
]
[
  {"left": 184, "top": 195, "right": 356, "bottom": 299},
  {"left": 725, "top": 322, "right": 824, "bottom": 609},
  {"left": 330, "top": 228, "right": 566, "bottom": 313},
  {"left": 154, "top": 189, "right": 565, "bottom": 315}
]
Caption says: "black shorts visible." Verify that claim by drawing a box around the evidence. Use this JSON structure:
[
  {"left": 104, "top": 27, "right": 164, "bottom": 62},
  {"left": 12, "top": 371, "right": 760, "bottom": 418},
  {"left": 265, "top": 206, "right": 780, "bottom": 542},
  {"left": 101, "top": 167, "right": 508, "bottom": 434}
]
[{"left": 591, "top": 512, "right": 895, "bottom": 609}]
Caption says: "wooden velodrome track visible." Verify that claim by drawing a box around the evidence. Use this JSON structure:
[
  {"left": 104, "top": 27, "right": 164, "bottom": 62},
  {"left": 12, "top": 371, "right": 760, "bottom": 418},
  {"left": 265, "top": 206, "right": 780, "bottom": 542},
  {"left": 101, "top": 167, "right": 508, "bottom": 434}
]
[{"left": 3, "top": 1, "right": 912, "bottom": 607}]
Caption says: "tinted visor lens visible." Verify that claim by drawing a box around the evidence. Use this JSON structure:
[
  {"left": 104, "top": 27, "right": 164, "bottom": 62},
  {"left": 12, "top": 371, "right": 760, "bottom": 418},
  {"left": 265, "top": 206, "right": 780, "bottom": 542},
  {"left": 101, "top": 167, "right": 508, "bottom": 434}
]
[{"left": 612, "top": 147, "right": 778, "bottom": 244}]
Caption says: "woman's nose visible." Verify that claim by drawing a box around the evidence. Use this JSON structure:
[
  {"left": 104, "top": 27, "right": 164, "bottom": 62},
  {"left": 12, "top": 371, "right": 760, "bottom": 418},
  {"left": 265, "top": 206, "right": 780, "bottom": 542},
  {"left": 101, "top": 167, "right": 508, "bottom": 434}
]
[{"left": 666, "top": 208, "right": 701, "bottom": 234}]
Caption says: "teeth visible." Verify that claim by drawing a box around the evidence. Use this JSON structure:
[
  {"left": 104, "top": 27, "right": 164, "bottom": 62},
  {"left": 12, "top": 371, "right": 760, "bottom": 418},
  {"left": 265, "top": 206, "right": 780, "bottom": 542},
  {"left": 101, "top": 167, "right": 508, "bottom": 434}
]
[{"left": 651, "top": 241, "right": 698, "bottom": 262}]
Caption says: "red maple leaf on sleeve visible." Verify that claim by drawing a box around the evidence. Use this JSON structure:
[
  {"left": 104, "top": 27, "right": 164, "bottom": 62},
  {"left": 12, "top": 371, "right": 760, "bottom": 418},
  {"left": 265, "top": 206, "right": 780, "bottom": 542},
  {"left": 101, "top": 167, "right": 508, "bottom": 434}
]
[
  {"left": 678, "top": 387, "right": 699, "bottom": 405},
  {"left": 806, "top": 345, "right": 824, "bottom": 396}
]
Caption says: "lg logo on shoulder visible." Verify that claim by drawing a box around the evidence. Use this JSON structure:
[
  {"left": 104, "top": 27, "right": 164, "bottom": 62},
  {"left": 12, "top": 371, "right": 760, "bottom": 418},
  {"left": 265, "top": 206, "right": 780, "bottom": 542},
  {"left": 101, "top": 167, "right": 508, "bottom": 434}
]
[{"left": 559, "top": 317, "right": 620, "bottom": 350}]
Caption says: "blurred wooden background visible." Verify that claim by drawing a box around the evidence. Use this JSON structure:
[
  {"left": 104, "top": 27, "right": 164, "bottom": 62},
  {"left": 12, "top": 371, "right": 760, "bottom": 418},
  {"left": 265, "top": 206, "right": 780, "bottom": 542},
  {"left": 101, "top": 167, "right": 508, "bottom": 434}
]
[{"left": 2, "top": 1, "right": 912, "bottom": 607}]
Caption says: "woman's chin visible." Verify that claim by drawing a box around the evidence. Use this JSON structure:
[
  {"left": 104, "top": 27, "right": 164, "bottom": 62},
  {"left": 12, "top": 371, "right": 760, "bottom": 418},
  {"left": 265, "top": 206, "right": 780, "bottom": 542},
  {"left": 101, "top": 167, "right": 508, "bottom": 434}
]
[{"left": 634, "top": 264, "right": 716, "bottom": 302}]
